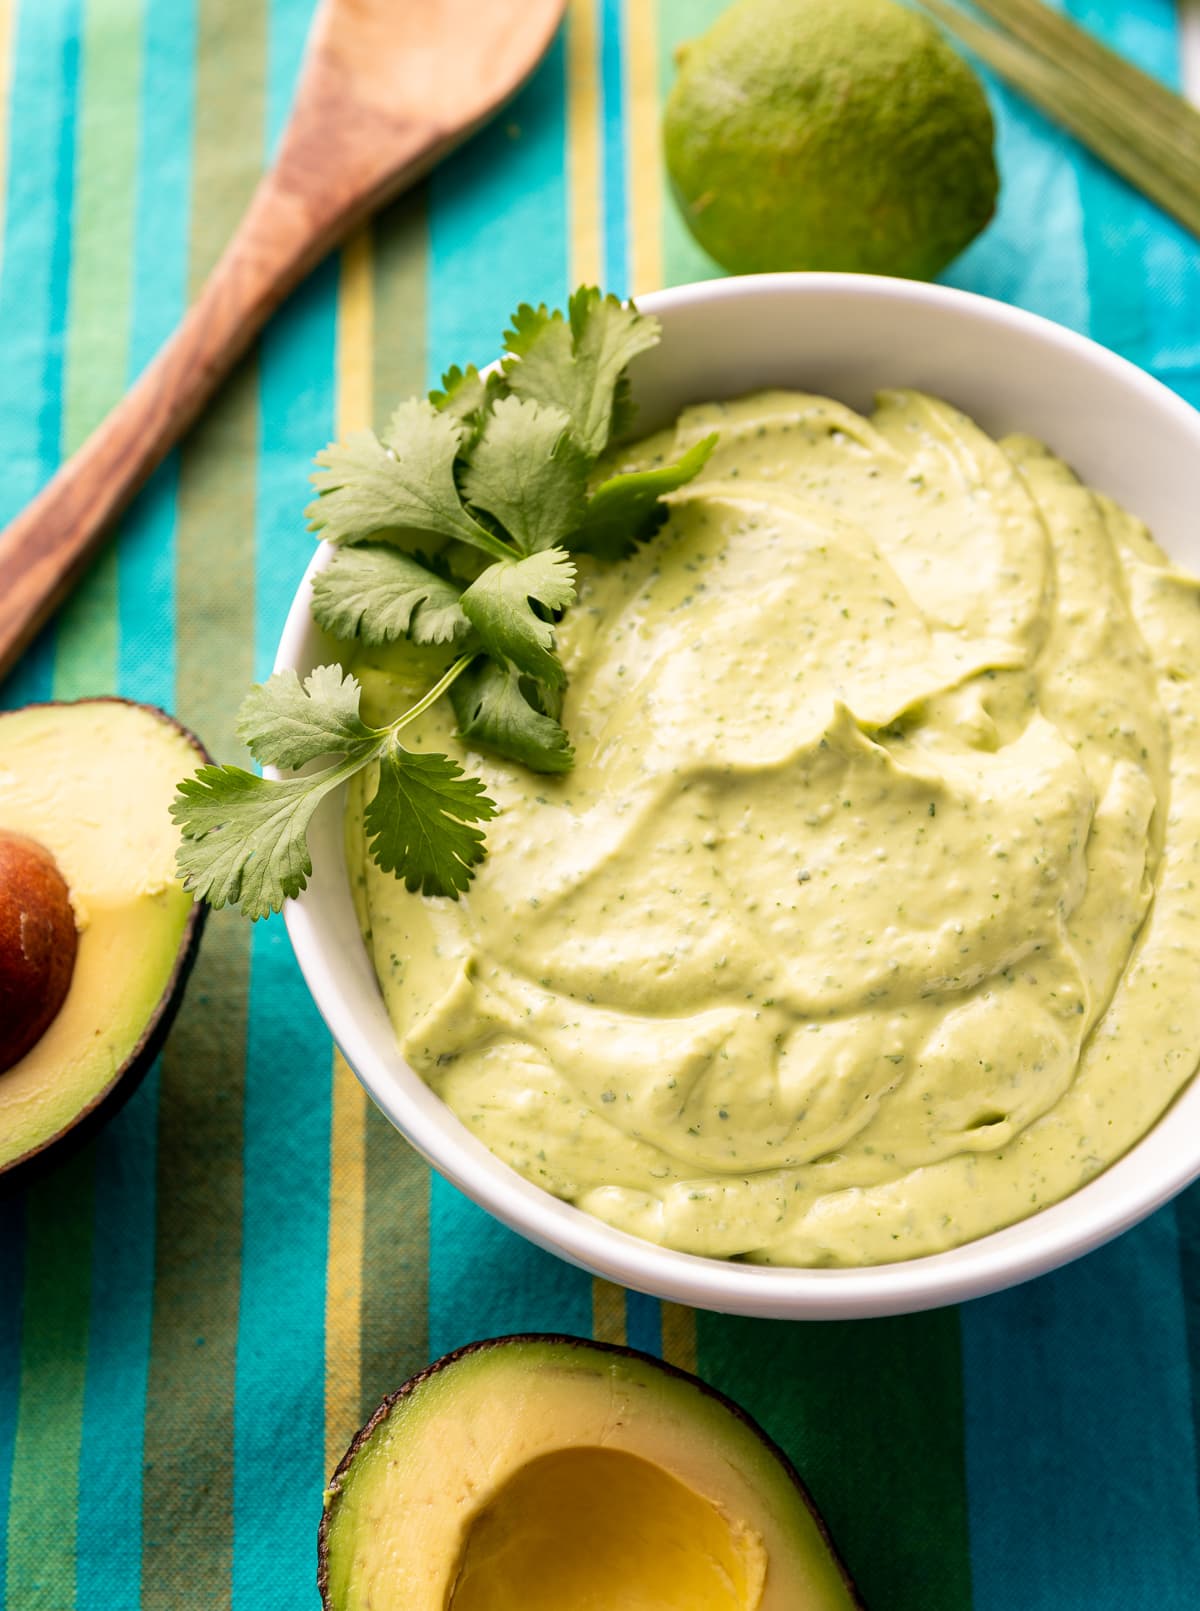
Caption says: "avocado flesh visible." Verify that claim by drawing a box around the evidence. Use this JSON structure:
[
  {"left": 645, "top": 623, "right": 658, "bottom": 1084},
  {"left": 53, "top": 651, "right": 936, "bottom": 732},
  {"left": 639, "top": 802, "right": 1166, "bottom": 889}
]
[
  {"left": 320, "top": 1336, "right": 859, "bottom": 1611},
  {"left": 449, "top": 1446, "right": 765, "bottom": 1611},
  {"left": 0, "top": 701, "right": 202, "bottom": 1172}
]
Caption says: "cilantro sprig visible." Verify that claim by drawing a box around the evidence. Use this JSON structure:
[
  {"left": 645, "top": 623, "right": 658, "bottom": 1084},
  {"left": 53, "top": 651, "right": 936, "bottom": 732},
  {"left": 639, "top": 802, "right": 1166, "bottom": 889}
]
[{"left": 173, "top": 289, "right": 716, "bottom": 919}]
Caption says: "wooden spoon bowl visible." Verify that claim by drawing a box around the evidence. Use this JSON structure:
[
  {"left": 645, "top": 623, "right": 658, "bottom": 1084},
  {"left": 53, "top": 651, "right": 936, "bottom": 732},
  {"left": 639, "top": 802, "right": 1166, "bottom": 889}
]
[{"left": 0, "top": 0, "right": 565, "bottom": 681}]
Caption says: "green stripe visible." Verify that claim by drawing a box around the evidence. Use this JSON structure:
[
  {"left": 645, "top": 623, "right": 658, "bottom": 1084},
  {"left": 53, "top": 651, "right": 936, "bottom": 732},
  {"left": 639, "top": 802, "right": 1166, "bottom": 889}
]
[
  {"left": 656, "top": 0, "right": 724, "bottom": 289},
  {"left": 141, "top": 2, "right": 265, "bottom": 1605},
  {"left": 52, "top": 0, "right": 143, "bottom": 700},
  {"left": 369, "top": 191, "right": 427, "bottom": 433},
  {"left": 358, "top": 189, "right": 431, "bottom": 1417},
  {"left": 5, "top": 1154, "right": 94, "bottom": 1610},
  {"left": 697, "top": 1311, "right": 972, "bottom": 1610},
  {"left": 5, "top": 0, "right": 145, "bottom": 1601}
]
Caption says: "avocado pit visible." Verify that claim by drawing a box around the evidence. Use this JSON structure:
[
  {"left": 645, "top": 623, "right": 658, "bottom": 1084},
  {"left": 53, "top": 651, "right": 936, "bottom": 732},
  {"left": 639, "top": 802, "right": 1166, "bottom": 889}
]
[
  {"left": 0, "top": 697, "right": 209, "bottom": 1183},
  {"left": 0, "top": 831, "right": 78, "bottom": 1073}
]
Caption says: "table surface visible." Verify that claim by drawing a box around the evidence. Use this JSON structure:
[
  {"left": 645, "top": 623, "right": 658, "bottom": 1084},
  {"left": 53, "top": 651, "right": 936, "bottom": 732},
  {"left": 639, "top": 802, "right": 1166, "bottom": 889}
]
[{"left": 3, "top": 1, "right": 1200, "bottom": 1606}]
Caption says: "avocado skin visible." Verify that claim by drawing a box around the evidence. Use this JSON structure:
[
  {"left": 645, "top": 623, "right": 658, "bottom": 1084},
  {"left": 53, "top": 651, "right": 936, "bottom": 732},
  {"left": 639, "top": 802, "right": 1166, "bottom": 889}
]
[
  {"left": 0, "top": 698, "right": 209, "bottom": 1192},
  {"left": 317, "top": 1332, "right": 865, "bottom": 1610}
]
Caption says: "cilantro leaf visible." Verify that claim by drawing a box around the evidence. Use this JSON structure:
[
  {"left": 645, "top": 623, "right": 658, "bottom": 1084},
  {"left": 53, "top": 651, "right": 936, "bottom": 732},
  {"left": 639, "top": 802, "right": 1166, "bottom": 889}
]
[
  {"left": 504, "top": 289, "right": 659, "bottom": 459},
  {"left": 182, "top": 285, "right": 710, "bottom": 924},
  {"left": 461, "top": 395, "right": 588, "bottom": 555},
  {"left": 459, "top": 548, "right": 576, "bottom": 687},
  {"left": 307, "top": 400, "right": 508, "bottom": 558},
  {"left": 236, "top": 666, "right": 377, "bottom": 769},
  {"left": 570, "top": 433, "right": 718, "bottom": 561},
  {"left": 430, "top": 363, "right": 505, "bottom": 426},
  {"left": 365, "top": 742, "right": 496, "bottom": 897},
  {"left": 310, "top": 545, "right": 471, "bottom": 647},
  {"left": 173, "top": 755, "right": 362, "bottom": 920},
  {"left": 451, "top": 657, "right": 574, "bottom": 773}
]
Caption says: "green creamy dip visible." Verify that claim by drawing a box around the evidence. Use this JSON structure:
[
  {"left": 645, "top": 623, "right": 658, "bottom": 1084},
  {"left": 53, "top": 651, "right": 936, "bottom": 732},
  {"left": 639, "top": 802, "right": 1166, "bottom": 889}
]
[{"left": 347, "top": 389, "right": 1200, "bottom": 1267}]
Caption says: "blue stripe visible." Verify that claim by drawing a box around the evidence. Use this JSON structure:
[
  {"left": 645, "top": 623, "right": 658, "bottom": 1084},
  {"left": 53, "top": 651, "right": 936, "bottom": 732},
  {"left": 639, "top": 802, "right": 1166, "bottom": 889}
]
[
  {"left": 625, "top": 1290, "right": 662, "bottom": 1357},
  {"left": 425, "top": 33, "right": 593, "bottom": 1357},
  {"left": 74, "top": 1, "right": 197, "bottom": 1602},
  {"left": 599, "top": 0, "right": 627, "bottom": 297},
  {"left": 965, "top": 1215, "right": 1200, "bottom": 1607},
  {"left": 427, "top": 32, "right": 570, "bottom": 365},
  {"left": 941, "top": 85, "right": 1088, "bottom": 333},
  {"left": 0, "top": 0, "right": 82, "bottom": 1576},
  {"left": 427, "top": 1180, "right": 593, "bottom": 1358},
  {"left": 115, "top": 0, "right": 199, "bottom": 711},
  {"left": 265, "top": 0, "right": 317, "bottom": 154},
  {"left": 75, "top": 1077, "right": 159, "bottom": 1609},
  {"left": 0, "top": 0, "right": 84, "bottom": 709},
  {"left": 232, "top": 8, "right": 334, "bottom": 1603},
  {"left": 962, "top": 11, "right": 1200, "bottom": 1599}
]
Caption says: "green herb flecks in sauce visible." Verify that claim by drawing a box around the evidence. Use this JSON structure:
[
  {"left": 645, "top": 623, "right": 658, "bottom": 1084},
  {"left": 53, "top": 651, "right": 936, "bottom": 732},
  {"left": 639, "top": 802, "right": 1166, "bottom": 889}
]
[{"left": 350, "top": 389, "right": 1200, "bottom": 1267}]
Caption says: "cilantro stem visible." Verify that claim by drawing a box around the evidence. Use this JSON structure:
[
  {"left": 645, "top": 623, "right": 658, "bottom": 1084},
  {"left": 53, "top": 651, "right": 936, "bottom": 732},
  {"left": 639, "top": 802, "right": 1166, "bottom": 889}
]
[{"left": 385, "top": 652, "right": 475, "bottom": 737}]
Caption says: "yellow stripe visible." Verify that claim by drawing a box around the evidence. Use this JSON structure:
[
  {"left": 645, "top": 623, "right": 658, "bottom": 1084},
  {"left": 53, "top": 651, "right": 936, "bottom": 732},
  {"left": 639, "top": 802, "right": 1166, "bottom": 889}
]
[
  {"left": 591, "top": 1278, "right": 628, "bottom": 1346},
  {"left": 625, "top": 0, "right": 663, "bottom": 294},
  {"left": 323, "top": 231, "right": 374, "bottom": 1477},
  {"left": 567, "top": 0, "right": 602, "bottom": 287},
  {"left": 661, "top": 1302, "right": 697, "bottom": 1373},
  {"left": 325, "top": 1051, "right": 367, "bottom": 1475},
  {"left": 338, "top": 229, "right": 374, "bottom": 433},
  {"left": 0, "top": 0, "right": 16, "bottom": 273}
]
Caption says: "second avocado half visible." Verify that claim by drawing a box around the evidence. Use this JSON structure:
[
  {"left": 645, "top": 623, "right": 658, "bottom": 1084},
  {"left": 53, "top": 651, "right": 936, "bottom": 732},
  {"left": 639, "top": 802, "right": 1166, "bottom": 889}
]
[{"left": 320, "top": 1333, "right": 862, "bottom": 1610}]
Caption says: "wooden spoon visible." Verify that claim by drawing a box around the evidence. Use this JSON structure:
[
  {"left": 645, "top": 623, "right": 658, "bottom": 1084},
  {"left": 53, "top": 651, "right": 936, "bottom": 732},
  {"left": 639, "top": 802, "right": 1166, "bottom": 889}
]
[{"left": 0, "top": 0, "right": 565, "bottom": 681}]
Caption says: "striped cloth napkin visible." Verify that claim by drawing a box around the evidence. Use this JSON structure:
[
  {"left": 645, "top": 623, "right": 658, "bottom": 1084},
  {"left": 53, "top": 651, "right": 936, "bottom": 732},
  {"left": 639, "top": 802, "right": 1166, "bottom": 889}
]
[{"left": 1, "top": 0, "right": 1200, "bottom": 1606}]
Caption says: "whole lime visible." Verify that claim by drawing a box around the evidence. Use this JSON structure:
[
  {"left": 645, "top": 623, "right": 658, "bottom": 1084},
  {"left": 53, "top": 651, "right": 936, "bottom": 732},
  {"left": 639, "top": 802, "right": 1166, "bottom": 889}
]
[{"left": 663, "top": 0, "right": 999, "bottom": 280}]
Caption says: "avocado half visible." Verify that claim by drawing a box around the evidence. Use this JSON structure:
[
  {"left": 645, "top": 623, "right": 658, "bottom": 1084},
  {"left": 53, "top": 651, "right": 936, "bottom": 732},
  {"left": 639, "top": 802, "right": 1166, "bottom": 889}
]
[
  {"left": 0, "top": 698, "right": 208, "bottom": 1186},
  {"left": 319, "top": 1334, "right": 862, "bottom": 1611}
]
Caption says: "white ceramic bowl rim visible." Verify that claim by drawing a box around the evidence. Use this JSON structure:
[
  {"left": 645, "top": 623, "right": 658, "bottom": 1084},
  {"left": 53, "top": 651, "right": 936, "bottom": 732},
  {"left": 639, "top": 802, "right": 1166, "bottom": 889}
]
[{"left": 275, "top": 273, "right": 1200, "bottom": 1319}]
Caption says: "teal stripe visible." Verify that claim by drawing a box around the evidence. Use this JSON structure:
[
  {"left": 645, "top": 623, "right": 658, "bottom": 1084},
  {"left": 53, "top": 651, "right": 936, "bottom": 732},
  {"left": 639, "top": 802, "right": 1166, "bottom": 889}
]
[
  {"left": 233, "top": 6, "right": 335, "bottom": 1590},
  {"left": 425, "top": 33, "right": 593, "bottom": 1357},
  {"left": 235, "top": 918, "right": 334, "bottom": 1609},
  {"left": 624, "top": 1290, "right": 661, "bottom": 1357},
  {"left": 75, "top": 0, "right": 197, "bottom": 1601},
  {"left": 0, "top": 2, "right": 83, "bottom": 1593},
  {"left": 941, "top": 78, "right": 1089, "bottom": 332},
  {"left": 426, "top": 32, "right": 569, "bottom": 363},
  {"left": 0, "top": 0, "right": 84, "bottom": 707},
  {"left": 600, "top": 0, "right": 627, "bottom": 294},
  {"left": 427, "top": 1181, "right": 593, "bottom": 1357},
  {"left": 965, "top": 1216, "right": 1200, "bottom": 1606},
  {"left": 265, "top": 0, "right": 316, "bottom": 154}
]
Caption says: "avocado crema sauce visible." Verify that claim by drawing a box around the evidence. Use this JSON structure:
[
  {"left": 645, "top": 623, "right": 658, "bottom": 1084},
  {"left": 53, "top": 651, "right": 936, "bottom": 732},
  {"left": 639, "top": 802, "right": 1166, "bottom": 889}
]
[{"left": 346, "top": 389, "right": 1200, "bottom": 1267}]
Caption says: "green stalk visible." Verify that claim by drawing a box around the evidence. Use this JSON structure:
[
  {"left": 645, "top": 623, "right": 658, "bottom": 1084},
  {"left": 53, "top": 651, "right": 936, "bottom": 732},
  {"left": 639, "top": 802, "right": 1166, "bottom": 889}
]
[
  {"left": 921, "top": 0, "right": 1200, "bottom": 240},
  {"left": 970, "top": 0, "right": 1200, "bottom": 161},
  {"left": 386, "top": 651, "right": 475, "bottom": 734}
]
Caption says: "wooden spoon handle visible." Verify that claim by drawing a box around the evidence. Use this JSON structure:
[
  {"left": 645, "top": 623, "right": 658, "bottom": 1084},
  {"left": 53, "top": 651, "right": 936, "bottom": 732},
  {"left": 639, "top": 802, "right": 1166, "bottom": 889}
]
[{"left": 0, "top": 89, "right": 423, "bottom": 682}]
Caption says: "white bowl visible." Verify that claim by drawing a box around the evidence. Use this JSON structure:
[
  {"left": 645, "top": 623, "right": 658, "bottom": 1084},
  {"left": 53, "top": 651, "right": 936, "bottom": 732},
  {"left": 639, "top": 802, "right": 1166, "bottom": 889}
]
[{"left": 275, "top": 273, "right": 1200, "bottom": 1319}]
